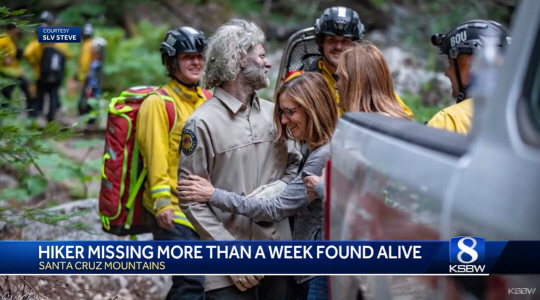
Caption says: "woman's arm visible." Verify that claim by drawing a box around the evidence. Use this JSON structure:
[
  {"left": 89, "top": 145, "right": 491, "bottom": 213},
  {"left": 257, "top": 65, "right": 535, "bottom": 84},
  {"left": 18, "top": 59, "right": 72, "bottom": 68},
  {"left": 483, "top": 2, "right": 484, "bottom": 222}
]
[
  {"left": 210, "top": 172, "right": 308, "bottom": 222},
  {"left": 211, "top": 148, "right": 328, "bottom": 222}
]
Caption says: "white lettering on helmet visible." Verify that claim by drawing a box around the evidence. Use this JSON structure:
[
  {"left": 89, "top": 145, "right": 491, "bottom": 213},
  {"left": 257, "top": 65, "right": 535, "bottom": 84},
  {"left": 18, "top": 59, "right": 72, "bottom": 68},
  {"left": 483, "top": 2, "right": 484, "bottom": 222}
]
[
  {"left": 337, "top": 7, "right": 347, "bottom": 18},
  {"left": 450, "top": 31, "right": 467, "bottom": 47},
  {"left": 166, "top": 35, "right": 176, "bottom": 46}
]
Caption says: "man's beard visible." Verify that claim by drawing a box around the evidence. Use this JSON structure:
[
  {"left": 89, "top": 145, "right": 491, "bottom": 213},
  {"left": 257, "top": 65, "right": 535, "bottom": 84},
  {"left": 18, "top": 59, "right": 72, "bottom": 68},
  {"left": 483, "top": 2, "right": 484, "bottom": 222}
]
[{"left": 242, "top": 61, "right": 269, "bottom": 90}]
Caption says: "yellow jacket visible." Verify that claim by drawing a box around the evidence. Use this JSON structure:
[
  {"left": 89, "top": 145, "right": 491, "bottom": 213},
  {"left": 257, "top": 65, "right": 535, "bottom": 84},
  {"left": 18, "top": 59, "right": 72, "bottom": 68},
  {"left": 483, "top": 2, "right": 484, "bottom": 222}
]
[
  {"left": 23, "top": 39, "right": 72, "bottom": 79},
  {"left": 427, "top": 98, "right": 473, "bottom": 134},
  {"left": 286, "top": 60, "right": 414, "bottom": 118},
  {"left": 136, "top": 79, "right": 208, "bottom": 229},
  {"left": 77, "top": 38, "right": 93, "bottom": 82},
  {"left": 0, "top": 34, "right": 22, "bottom": 78}
]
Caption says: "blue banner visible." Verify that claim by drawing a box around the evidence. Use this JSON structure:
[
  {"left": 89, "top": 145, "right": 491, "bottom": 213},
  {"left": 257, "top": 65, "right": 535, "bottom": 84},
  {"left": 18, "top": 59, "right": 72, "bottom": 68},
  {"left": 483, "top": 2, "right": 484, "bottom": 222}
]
[
  {"left": 0, "top": 239, "right": 537, "bottom": 275},
  {"left": 38, "top": 26, "right": 81, "bottom": 43}
]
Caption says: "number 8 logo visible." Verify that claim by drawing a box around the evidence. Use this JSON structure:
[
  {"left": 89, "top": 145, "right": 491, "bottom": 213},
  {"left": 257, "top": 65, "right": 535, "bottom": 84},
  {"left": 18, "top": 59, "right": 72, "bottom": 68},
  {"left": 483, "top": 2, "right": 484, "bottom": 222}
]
[{"left": 457, "top": 237, "right": 479, "bottom": 264}]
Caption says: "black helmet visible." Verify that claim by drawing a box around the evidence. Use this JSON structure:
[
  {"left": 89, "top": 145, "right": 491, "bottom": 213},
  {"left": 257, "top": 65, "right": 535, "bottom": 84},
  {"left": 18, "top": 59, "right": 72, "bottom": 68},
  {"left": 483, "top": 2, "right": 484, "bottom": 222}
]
[
  {"left": 314, "top": 6, "right": 365, "bottom": 42},
  {"left": 431, "top": 19, "right": 510, "bottom": 102},
  {"left": 160, "top": 26, "right": 207, "bottom": 58},
  {"left": 40, "top": 11, "right": 54, "bottom": 25},
  {"left": 82, "top": 23, "right": 94, "bottom": 37},
  {"left": 431, "top": 19, "right": 510, "bottom": 59}
]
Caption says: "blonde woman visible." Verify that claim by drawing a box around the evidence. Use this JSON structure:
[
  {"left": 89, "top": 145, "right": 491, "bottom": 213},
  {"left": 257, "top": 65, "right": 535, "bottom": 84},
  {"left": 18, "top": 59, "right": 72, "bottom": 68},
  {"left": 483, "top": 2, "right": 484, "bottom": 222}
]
[
  {"left": 177, "top": 72, "right": 338, "bottom": 299},
  {"left": 335, "top": 41, "right": 412, "bottom": 119},
  {"left": 304, "top": 42, "right": 412, "bottom": 201}
]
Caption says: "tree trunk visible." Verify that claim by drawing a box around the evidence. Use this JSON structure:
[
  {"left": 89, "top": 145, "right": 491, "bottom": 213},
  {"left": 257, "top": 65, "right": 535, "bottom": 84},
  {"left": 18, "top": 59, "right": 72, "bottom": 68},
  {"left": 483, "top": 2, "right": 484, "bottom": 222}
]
[{"left": 122, "top": 13, "right": 138, "bottom": 38}]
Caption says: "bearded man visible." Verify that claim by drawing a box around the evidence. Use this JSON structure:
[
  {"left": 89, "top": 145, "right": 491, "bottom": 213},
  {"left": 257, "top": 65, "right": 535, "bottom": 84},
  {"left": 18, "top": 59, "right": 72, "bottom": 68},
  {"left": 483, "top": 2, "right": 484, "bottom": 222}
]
[{"left": 176, "top": 19, "right": 301, "bottom": 300}]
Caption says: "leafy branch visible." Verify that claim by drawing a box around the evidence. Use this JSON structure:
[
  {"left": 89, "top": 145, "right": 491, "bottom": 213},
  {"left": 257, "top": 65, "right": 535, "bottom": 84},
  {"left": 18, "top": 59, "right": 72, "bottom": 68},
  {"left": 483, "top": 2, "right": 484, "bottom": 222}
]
[
  {"left": 0, "top": 206, "right": 95, "bottom": 234},
  {"left": 0, "top": 6, "right": 95, "bottom": 238}
]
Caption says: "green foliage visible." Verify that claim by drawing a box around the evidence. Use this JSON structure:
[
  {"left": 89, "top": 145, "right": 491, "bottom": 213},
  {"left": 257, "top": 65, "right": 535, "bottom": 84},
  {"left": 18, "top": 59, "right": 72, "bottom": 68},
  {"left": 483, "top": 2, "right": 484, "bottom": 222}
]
[
  {"left": 370, "top": 0, "right": 388, "bottom": 10},
  {"left": 98, "top": 21, "right": 169, "bottom": 93},
  {"left": 228, "top": 0, "right": 263, "bottom": 15},
  {"left": 0, "top": 9, "right": 58, "bottom": 168},
  {"left": 32, "top": 138, "right": 104, "bottom": 199},
  {"left": 0, "top": 117, "right": 81, "bottom": 167},
  {"left": 0, "top": 7, "right": 91, "bottom": 231},
  {"left": 56, "top": 4, "right": 107, "bottom": 26},
  {"left": 386, "top": 0, "right": 515, "bottom": 67},
  {"left": 401, "top": 92, "right": 443, "bottom": 124},
  {"left": 0, "top": 7, "right": 34, "bottom": 31},
  {"left": 0, "top": 205, "right": 93, "bottom": 232},
  {"left": 0, "top": 188, "right": 29, "bottom": 203},
  {"left": 1, "top": 174, "right": 50, "bottom": 202}
]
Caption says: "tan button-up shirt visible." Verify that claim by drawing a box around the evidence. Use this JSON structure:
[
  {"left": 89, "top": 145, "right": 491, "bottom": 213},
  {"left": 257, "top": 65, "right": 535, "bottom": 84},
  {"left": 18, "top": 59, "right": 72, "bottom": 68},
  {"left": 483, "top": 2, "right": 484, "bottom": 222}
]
[{"left": 178, "top": 87, "right": 300, "bottom": 291}]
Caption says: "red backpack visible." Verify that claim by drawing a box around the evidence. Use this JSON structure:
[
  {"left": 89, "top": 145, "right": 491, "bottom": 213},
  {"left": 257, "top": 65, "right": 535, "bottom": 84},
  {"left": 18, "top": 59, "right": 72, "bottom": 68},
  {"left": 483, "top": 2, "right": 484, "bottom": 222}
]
[{"left": 98, "top": 86, "right": 177, "bottom": 236}]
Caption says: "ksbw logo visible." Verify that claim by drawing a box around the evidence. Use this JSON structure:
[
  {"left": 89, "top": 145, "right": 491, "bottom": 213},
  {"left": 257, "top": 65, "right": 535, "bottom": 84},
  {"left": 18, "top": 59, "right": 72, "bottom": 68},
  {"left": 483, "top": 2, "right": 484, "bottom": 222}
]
[{"left": 449, "top": 237, "right": 486, "bottom": 273}]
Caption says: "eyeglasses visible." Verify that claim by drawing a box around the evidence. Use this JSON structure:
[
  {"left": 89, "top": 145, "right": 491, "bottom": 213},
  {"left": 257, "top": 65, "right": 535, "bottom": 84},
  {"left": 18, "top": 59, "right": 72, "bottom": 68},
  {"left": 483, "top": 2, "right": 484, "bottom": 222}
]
[{"left": 278, "top": 105, "right": 300, "bottom": 118}]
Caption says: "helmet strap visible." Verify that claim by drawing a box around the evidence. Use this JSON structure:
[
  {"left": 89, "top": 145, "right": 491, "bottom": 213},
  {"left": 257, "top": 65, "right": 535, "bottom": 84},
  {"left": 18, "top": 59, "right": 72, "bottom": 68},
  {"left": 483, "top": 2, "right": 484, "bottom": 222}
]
[{"left": 453, "top": 58, "right": 467, "bottom": 103}]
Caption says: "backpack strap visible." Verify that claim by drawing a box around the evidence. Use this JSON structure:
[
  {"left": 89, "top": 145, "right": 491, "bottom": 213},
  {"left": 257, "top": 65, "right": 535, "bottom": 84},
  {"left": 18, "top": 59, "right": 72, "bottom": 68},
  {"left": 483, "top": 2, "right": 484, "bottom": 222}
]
[
  {"left": 305, "top": 59, "right": 320, "bottom": 72},
  {"left": 124, "top": 87, "right": 176, "bottom": 226},
  {"left": 102, "top": 86, "right": 179, "bottom": 234},
  {"left": 202, "top": 89, "right": 213, "bottom": 99},
  {"left": 154, "top": 87, "right": 177, "bottom": 134}
]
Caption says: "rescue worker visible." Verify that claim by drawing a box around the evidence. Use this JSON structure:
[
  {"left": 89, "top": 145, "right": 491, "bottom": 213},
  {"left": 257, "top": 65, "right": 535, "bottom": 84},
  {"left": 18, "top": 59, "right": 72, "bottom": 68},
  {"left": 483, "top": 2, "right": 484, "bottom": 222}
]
[
  {"left": 0, "top": 23, "right": 32, "bottom": 108},
  {"left": 428, "top": 19, "right": 510, "bottom": 134},
  {"left": 136, "top": 26, "right": 209, "bottom": 300},
  {"left": 177, "top": 19, "right": 301, "bottom": 299},
  {"left": 23, "top": 11, "right": 72, "bottom": 122},
  {"left": 285, "top": 6, "right": 413, "bottom": 118},
  {"left": 39, "top": 11, "right": 55, "bottom": 26},
  {"left": 77, "top": 23, "right": 95, "bottom": 118}
]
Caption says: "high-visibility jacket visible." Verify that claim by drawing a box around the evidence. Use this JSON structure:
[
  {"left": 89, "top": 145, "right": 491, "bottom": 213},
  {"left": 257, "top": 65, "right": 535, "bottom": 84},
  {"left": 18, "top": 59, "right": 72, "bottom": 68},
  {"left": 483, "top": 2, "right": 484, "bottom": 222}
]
[
  {"left": 136, "top": 79, "right": 208, "bottom": 228},
  {"left": 23, "top": 39, "right": 72, "bottom": 80},
  {"left": 284, "top": 59, "right": 414, "bottom": 118},
  {"left": 77, "top": 38, "right": 93, "bottom": 82},
  {"left": 0, "top": 34, "right": 23, "bottom": 78},
  {"left": 427, "top": 98, "right": 473, "bottom": 135}
]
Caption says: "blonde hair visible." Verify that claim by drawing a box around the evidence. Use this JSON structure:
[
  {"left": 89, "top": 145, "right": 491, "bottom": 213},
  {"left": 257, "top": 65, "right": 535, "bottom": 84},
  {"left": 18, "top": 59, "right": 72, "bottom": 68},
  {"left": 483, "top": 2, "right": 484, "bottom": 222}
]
[
  {"left": 337, "top": 42, "right": 412, "bottom": 120},
  {"left": 274, "top": 72, "right": 338, "bottom": 150}
]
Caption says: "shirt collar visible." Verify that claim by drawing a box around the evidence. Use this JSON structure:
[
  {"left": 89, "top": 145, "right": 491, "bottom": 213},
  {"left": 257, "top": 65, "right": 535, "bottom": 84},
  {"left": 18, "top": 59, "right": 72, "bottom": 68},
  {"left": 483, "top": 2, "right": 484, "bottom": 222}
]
[
  {"left": 167, "top": 79, "right": 202, "bottom": 103},
  {"left": 214, "top": 87, "right": 261, "bottom": 114},
  {"left": 318, "top": 60, "right": 336, "bottom": 86}
]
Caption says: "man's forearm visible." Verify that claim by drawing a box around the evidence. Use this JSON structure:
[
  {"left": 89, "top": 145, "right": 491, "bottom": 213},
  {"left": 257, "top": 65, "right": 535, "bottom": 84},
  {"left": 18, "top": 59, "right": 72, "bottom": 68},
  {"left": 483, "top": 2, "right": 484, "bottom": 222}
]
[{"left": 180, "top": 202, "right": 235, "bottom": 241}]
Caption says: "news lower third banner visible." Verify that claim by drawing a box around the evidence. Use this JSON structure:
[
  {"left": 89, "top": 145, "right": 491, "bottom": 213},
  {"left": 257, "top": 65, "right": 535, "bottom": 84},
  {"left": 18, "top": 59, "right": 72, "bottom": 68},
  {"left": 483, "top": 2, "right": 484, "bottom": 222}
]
[
  {"left": 38, "top": 27, "right": 81, "bottom": 43},
  {"left": 0, "top": 238, "right": 538, "bottom": 275}
]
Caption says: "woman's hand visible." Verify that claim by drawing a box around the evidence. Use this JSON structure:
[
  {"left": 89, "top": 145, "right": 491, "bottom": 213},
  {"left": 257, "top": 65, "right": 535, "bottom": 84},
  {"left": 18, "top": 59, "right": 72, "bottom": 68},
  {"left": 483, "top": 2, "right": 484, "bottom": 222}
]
[
  {"left": 177, "top": 175, "right": 215, "bottom": 202},
  {"left": 231, "top": 275, "right": 264, "bottom": 291},
  {"left": 303, "top": 175, "right": 324, "bottom": 202}
]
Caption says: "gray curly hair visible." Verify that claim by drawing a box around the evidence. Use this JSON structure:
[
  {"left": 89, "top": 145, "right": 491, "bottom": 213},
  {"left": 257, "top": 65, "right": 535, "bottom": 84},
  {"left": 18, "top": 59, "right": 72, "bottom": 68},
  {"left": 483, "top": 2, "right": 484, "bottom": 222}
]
[{"left": 203, "top": 19, "right": 266, "bottom": 89}]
